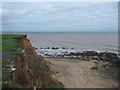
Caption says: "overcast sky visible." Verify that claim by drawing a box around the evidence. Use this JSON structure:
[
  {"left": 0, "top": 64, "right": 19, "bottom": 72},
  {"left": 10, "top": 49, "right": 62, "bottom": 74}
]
[{"left": 2, "top": 2, "right": 118, "bottom": 32}]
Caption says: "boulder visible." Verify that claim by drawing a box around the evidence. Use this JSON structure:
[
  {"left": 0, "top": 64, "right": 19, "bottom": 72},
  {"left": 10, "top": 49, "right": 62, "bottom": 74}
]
[
  {"left": 46, "top": 47, "right": 50, "bottom": 49},
  {"left": 98, "top": 52, "right": 118, "bottom": 61},
  {"left": 81, "top": 51, "right": 98, "bottom": 56},
  {"left": 91, "top": 66, "right": 99, "bottom": 70}
]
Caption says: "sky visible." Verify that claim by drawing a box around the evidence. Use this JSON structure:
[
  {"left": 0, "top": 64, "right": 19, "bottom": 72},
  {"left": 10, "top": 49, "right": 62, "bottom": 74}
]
[{"left": 2, "top": 2, "right": 118, "bottom": 32}]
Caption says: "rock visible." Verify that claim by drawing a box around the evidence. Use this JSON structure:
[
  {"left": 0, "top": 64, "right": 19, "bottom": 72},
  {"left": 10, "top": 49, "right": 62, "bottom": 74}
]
[
  {"left": 64, "top": 56, "right": 71, "bottom": 59},
  {"left": 47, "top": 47, "right": 50, "bottom": 49},
  {"left": 50, "top": 74, "right": 57, "bottom": 80},
  {"left": 33, "top": 47, "right": 38, "bottom": 50},
  {"left": 92, "top": 60, "right": 98, "bottom": 63},
  {"left": 91, "top": 66, "right": 99, "bottom": 70},
  {"left": 93, "top": 56, "right": 100, "bottom": 60},
  {"left": 56, "top": 47, "right": 59, "bottom": 49},
  {"left": 61, "top": 47, "right": 66, "bottom": 49},
  {"left": 115, "top": 60, "right": 120, "bottom": 67},
  {"left": 81, "top": 51, "right": 98, "bottom": 56},
  {"left": 51, "top": 47, "right": 59, "bottom": 50},
  {"left": 35, "top": 46, "right": 120, "bottom": 61},
  {"left": 98, "top": 52, "right": 118, "bottom": 61},
  {"left": 78, "top": 56, "right": 82, "bottom": 60},
  {"left": 69, "top": 52, "right": 76, "bottom": 56},
  {"left": 56, "top": 71, "right": 59, "bottom": 73},
  {"left": 21, "top": 49, "right": 25, "bottom": 53},
  {"left": 82, "top": 56, "right": 90, "bottom": 61}
]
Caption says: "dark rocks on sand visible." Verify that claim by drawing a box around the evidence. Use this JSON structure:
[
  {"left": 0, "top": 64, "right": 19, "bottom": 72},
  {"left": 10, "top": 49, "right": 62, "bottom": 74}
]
[
  {"left": 69, "top": 52, "right": 77, "bottom": 56},
  {"left": 98, "top": 52, "right": 118, "bottom": 61},
  {"left": 56, "top": 47, "right": 59, "bottom": 49},
  {"left": 33, "top": 47, "right": 38, "bottom": 50},
  {"left": 52, "top": 47, "right": 59, "bottom": 50},
  {"left": 81, "top": 51, "right": 98, "bottom": 56},
  {"left": 35, "top": 46, "right": 120, "bottom": 62},
  {"left": 34, "top": 48, "right": 38, "bottom": 50},
  {"left": 91, "top": 66, "right": 99, "bottom": 70},
  {"left": 46, "top": 47, "right": 50, "bottom": 49},
  {"left": 61, "top": 47, "right": 68, "bottom": 49},
  {"left": 64, "top": 51, "right": 119, "bottom": 61},
  {"left": 57, "top": 54, "right": 64, "bottom": 58}
]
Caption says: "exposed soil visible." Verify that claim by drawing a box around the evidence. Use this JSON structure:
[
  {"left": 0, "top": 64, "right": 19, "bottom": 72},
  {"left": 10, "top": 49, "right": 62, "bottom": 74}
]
[{"left": 7, "top": 35, "right": 63, "bottom": 88}]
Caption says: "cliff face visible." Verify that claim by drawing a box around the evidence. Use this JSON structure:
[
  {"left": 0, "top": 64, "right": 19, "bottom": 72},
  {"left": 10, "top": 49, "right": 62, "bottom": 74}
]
[{"left": 9, "top": 35, "right": 63, "bottom": 88}]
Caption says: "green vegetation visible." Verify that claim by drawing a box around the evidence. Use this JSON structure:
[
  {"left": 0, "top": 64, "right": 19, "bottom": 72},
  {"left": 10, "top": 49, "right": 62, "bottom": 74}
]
[
  {"left": 2, "top": 82, "right": 21, "bottom": 88},
  {"left": 2, "top": 34, "right": 23, "bottom": 52},
  {"left": 0, "top": 34, "right": 2, "bottom": 54},
  {"left": 2, "top": 34, "right": 24, "bottom": 68},
  {"left": 48, "top": 82, "right": 64, "bottom": 88}
]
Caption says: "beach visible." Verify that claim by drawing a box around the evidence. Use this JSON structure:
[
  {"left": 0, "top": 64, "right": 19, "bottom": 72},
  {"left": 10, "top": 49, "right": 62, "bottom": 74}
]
[{"left": 48, "top": 58, "right": 119, "bottom": 88}]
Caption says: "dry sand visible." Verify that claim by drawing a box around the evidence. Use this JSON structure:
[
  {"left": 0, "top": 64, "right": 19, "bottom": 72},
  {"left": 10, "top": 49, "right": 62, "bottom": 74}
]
[{"left": 47, "top": 58, "right": 119, "bottom": 88}]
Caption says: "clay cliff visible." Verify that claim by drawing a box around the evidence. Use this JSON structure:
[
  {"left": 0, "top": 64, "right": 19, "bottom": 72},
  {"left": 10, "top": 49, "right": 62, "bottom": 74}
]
[{"left": 8, "top": 35, "right": 64, "bottom": 88}]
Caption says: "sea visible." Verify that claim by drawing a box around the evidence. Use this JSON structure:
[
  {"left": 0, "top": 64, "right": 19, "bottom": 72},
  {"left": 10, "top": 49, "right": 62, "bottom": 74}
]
[
  {"left": 3, "top": 32, "right": 119, "bottom": 53},
  {"left": 26, "top": 32, "right": 118, "bottom": 53}
]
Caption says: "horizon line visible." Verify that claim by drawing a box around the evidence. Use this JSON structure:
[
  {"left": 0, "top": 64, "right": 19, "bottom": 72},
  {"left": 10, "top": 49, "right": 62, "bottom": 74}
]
[{"left": 2, "top": 31, "right": 118, "bottom": 33}]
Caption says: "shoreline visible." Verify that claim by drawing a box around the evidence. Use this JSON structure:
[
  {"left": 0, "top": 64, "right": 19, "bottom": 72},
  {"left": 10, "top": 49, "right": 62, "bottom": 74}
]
[{"left": 33, "top": 47, "right": 120, "bottom": 62}]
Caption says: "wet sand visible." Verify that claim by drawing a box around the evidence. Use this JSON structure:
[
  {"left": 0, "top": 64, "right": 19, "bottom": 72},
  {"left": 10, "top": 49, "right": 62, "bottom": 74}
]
[{"left": 47, "top": 58, "right": 119, "bottom": 88}]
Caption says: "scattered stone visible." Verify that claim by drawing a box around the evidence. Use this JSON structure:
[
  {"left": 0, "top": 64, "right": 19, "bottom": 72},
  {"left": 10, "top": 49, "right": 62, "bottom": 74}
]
[
  {"left": 34, "top": 47, "right": 120, "bottom": 61},
  {"left": 92, "top": 60, "right": 98, "bottom": 63},
  {"left": 61, "top": 47, "right": 67, "bottom": 49},
  {"left": 40, "top": 48, "right": 43, "bottom": 49},
  {"left": 52, "top": 47, "right": 59, "bottom": 50},
  {"left": 56, "top": 71, "right": 59, "bottom": 73},
  {"left": 50, "top": 74, "right": 57, "bottom": 80},
  {"left": 56, "top": 47, "right": 59, "bottom": 49},
  {"left": 34, "top": 47, "right": 38, "bottom": 50},
  {"left": 91, "top": 66, "right": 99, "bottom": 70}
]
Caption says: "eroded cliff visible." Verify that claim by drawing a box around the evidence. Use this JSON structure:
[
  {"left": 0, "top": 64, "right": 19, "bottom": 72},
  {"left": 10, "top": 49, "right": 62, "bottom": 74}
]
[{"left": 8, "top": 35, "right": 64, "bottom": 88}]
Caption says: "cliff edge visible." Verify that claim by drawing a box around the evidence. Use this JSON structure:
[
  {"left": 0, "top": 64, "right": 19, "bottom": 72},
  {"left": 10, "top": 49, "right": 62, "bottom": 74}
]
[{"left": 3, "top": 35, "right": 64, "bottom": 88}]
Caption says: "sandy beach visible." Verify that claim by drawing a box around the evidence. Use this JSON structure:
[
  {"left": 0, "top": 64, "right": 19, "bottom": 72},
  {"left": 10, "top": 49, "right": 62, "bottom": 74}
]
[{"left": 47, "top": 58, "right": 119, "bottom": 88}]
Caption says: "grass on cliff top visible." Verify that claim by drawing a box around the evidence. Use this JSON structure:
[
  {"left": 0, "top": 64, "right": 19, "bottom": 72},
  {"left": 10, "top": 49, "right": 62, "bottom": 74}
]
[
  {"left": 2, "top": 34, "right": 24, "bottom": 68},
  {"left": 2, "top": 34, "right": 24, "bottom": 53}
]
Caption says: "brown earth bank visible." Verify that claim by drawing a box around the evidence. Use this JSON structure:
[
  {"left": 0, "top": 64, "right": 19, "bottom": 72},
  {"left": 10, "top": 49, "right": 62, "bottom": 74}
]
[
  {"left": 48, "top": 58, "right": 119, "bottom": 88},
  {"left": 6, "top": 35, "right": 64, "bottom": 88}
]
